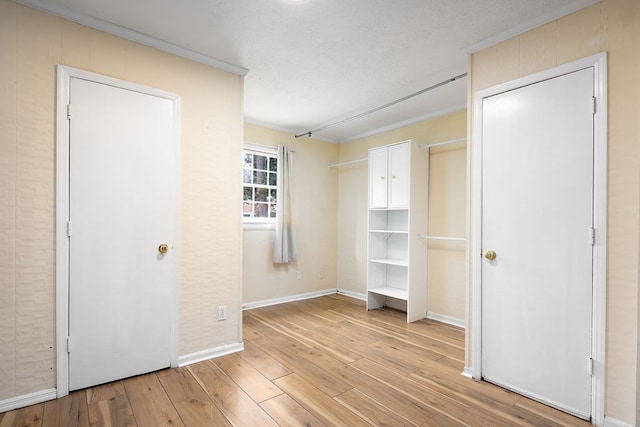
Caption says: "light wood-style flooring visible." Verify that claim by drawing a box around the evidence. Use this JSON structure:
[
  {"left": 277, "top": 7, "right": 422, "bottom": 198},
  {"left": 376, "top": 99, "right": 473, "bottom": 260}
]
[{"left": 1, "top": 294, "right": 591, "bottom": 426}]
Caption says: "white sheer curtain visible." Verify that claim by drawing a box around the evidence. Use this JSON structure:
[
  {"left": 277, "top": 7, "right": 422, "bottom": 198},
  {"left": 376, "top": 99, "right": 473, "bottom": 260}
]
[{"left": 273, "top": 145, "right": 298, "bottom": 264}]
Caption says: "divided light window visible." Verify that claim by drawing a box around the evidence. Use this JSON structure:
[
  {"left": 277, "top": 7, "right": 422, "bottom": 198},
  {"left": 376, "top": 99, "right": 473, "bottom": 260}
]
[{"left": 243, "top": 146, "right": 277, "bottom": 222}]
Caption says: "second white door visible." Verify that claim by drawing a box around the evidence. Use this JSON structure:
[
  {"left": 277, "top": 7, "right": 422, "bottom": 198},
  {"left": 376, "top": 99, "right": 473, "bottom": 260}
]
[{"left": 481, "top": 67, "right": 594, "bottom": 418}]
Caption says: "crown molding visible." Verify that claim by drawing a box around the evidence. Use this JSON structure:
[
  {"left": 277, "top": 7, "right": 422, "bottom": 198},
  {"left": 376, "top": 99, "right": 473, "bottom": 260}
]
[
  {"left": 463, "top": 0, "right": 600, "bottom": 54},
  {"left": 12, "top": 0, "right": 249, "bottom": 76}
]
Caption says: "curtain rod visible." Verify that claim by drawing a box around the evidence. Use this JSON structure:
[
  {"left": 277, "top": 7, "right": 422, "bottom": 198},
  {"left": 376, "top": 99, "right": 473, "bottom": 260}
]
[{"left": 294, "top": 72, "right": 468, "bottom": 139}]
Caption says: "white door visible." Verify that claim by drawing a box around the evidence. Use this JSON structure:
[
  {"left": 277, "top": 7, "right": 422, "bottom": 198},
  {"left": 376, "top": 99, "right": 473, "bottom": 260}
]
[
  {"left": 481, "top": 68, "right": 594, "bottom": 418},
  {"left": 388, "top": 142, "right": 410, "bottom": 208},
  {"left": 68, "top": 77, "right": 179, "bottom": 390},
  {"left": 369, "top": 147, "right": 388, "bottom": 208}
]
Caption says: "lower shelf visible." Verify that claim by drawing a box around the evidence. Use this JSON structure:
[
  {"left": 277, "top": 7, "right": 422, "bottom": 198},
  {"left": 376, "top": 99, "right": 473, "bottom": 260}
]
[{"left": 368, "top": 287, "right": 408, "bottom": 301}]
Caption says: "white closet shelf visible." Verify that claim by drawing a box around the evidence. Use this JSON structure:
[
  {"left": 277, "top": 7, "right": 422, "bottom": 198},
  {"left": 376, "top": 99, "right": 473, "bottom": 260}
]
[
  {"left": 369, "top": 229, "right": 409, "bottom": 234},
  {"left": 417, "top": 235, "right": 466, "bottom": 242},
  {"left": 418, "top": 137, "right": 466, "bottom": 150},
  {"left": 369, "top": 258, "right": 408, "bottom": 267},
  {"left": 368, "top": 287, "right": 408, "bottom": 301},
  {"left": 328, "top": 157, "right": 368, "bottom": 168}
]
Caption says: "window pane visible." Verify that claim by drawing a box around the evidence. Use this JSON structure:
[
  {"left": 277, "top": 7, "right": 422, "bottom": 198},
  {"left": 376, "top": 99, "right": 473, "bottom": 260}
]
[
  {"left": 253, "top": 155, "right": 268, "bottom": 171},
  {"left": 243, "top": 202, "right": 252, "bottom": 217},
  {"left": 243, "top": 153, "right": 252, "bottom": 169},
  {"left": 243, "top": 168, "right": 251, "bottom": 184},
  {"left": 254, "top": 203, "right": 269, "bottom": 217},
  {"left": 242, "top": 149, "right": 278, "bottom": 222},
  {"left": 253, "top": 170, "right": 267, "bottom": 185},
  {"left": 243, "top": 186, "right": 253, "bottom": 201},
  {"left": 255, "top": 188, "right": 268, "bottom": 202}
]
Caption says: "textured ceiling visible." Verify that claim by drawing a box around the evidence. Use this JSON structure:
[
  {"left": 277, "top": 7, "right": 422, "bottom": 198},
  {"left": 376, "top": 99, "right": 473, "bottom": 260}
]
[{"left": 19, "top": 0, "right": 598, "bottom": 142}]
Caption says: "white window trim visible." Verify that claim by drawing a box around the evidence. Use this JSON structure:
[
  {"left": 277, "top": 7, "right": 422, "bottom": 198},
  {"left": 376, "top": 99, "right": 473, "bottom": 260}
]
[{"left": 243, "top": 143, "right": 278, "bottom": 228}]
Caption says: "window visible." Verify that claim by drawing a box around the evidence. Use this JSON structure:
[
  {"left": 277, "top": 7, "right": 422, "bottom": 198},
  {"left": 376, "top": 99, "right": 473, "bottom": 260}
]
[{"left": 243, "top": 145, "right": 277, "bottom": 223}]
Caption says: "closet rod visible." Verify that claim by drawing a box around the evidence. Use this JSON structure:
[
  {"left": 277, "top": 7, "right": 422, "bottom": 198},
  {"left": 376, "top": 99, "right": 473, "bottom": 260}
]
[
  {"left": 328, "top": 157, "right": 368, "bottom": 168},
  {"left": 294, "top": 72, "right": 468, "bottom": 139},
  {"left": 418, "top": 137, "right": 467, "bottom": 150},
  {"left": 417, "top": 235, "right": 466, "bottom": 242}
]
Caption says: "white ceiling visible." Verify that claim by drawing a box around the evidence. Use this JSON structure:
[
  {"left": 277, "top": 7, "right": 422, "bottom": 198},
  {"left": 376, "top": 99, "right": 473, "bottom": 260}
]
[{"left": 19, "top": 0, "right": 598, "bottom": 142}]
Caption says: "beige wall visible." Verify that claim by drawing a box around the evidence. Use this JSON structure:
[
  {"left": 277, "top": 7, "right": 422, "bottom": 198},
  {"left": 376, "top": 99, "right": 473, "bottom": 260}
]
[
  {"left": 468, "top": 0, "right": 640, "bottom": 423},
  {"left": 336, "top": 110, "right": 467, "bottom": 322},
  {"left": 0, "top": 0, "right": 243, "bottom": 401},
  {"left": 242, "top": 124, "right": 339, "bottom": 304}
]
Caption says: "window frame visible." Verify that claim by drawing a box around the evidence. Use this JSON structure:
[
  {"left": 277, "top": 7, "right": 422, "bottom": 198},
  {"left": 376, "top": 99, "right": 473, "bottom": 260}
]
[{"left": 242, "top": 143, "right": 278, "bottom": 228}]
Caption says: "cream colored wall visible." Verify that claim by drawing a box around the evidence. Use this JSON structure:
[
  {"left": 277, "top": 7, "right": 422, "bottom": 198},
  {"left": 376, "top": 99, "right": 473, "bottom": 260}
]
[
  {"left": 336, "top": 110, "right": 467, "bottom": 322},
  {"left": 0, "top": 0, "right": 243, "bottom": 401},
  {"left": 468, "top": 1, "right": 640, "bottom": 423},
  {"left": 426, "top": 141, "right": 467, "bottom": 321},
  {"left": 242, "top": 124, "right": 338, "bottom": 304}
]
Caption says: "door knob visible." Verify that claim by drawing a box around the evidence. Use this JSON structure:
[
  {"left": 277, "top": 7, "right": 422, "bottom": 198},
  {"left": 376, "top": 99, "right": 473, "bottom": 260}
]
[
  {"left": 158, "top": 244, "right": 169, "bottom": 254},
  {"left": 484, "top": 250, "right": 496, "bottom": 261}
]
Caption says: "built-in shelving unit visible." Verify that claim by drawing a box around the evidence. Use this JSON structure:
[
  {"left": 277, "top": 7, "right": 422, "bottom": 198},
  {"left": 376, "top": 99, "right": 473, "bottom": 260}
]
[{"left": 366, "top": 140, "right": 428, "bottom": 322}]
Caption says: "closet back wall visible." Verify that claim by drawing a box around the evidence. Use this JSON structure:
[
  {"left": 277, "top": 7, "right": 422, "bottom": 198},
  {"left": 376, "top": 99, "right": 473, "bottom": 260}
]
[{"left": 336, "top": 109, "right": 467, "bottom": 323}]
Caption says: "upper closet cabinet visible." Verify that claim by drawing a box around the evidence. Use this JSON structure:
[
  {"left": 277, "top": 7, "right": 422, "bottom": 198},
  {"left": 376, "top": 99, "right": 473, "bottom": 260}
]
[{"left": 369, "top": 142, "right": 410, "bottom": 208}]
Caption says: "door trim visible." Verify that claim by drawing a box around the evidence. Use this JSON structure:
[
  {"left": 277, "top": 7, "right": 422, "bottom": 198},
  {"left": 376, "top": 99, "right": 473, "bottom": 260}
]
[
  {"left": 469, "top": 52, "right": 607, "bottom": 425},
  {"left": 55, "top": 65, "right": 181, "bottom": 397}
]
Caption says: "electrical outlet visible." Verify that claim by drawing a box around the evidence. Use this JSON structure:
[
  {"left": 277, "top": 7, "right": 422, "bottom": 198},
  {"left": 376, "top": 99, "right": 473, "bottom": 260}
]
[
  {"left": 296, "top": 271, "right": 302, "bottom": 280},
  {"left": 217, "top": 305, "right": 227, "bottom": 321}
]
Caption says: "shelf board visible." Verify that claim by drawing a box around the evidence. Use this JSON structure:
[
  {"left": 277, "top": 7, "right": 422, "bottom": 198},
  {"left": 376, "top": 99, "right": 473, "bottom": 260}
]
[
  {"left": 368, "top": 287, "right": 408, "bottom": 301},
  {"left": 369, "top": 258, "right": 408, "bottom": 267},
  {"left": 369, "top": 229, "right": 409, "bottom": 234}
]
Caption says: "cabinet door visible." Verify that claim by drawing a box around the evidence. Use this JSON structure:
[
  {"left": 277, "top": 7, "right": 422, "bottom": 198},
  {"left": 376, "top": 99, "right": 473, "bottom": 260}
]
[
  {"left": 369, "top": 147, "right": 388, "bottom": 208},
  {"left": 388, "top": 142, "right": 410, "bottom": 208}
]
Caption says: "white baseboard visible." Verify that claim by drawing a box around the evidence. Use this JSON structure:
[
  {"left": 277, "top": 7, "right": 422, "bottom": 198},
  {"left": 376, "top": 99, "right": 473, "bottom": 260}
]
[
  {"left": 0, "top": 388, "right": 57, "bottom": 413},
  {"left": 336, "top": 289, "right": 367, "bottom": 301},
  {"left": 178, "top": 342, "right": 244, "bottom": 367},
  {"left": 604, "top": 416, "right": 633, "bottom": 427},
  {"left": 242, "top": 288, "right": 338, "bottom": 310},
  {"left": 426, "top": 311, "right": 466, "bottom": 329},
  {"left": 461, "top": 367, "right": 473, "bottom": 379}
]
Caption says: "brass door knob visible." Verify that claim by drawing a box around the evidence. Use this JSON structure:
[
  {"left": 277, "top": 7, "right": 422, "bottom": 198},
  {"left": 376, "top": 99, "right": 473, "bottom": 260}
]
[
  {"left": 484, "top": 250, "right": 496, "bottom": 261},
  {"left": 158, "top": 244, "right": 169, "bottom": 254}
]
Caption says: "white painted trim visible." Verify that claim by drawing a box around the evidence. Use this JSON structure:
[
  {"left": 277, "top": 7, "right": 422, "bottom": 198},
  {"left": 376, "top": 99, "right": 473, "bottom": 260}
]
[
  {"left": 55, "top": 65, "right": 181, "bottom": 397},
  {"left": 243, "top": 288, "right": 339, "bottom": 310},
  {"left": 0, "top": 388, "right": 57, "bottom": 413},
  {"left": 178, "top": 343, "right": 244, "bottom": 367},
  {"left": 12, "top": 0, "right": 248, "bottom": 76},
  {"left": 243, "top": 222, "right": 276, "bottom": 231},
  {"left": 461, "top": 367, "right": 473, "bottom": 379},
  {"left": 591, "top": 51, "right": 608, "bottom": 427},
  {"left": 463, "top": 0, "right": 600, "bottom": 54},
  {"left": 55, "top": 65, "right": 71, "bottom": 399},
  {"left": 336, "top": 289, "right": 367, "bottom": 301},
  {"left": 470, "top": 52, "right": 607, "bottom": 426},
  {"left": 604, "top": 417, "right": 633, "bottom": 427},
  {"left": 426, "top": 311, "right": 465, "bottom": 329}
]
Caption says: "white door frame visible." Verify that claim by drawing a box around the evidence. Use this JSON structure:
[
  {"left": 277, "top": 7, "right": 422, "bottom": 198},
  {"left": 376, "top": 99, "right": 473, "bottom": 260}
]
[
  {"left": 55, "top": 65, "right": 181, "bottom": 397},
  {"left": 470, "top": 52, "right": 607, "bottom": 425}
]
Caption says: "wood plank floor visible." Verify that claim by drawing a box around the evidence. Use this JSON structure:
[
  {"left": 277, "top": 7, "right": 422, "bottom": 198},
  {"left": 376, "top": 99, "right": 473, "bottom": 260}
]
[{"left": 1, "top": 294, "right": 592, "bottom": 426}]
